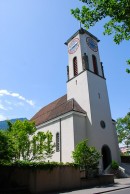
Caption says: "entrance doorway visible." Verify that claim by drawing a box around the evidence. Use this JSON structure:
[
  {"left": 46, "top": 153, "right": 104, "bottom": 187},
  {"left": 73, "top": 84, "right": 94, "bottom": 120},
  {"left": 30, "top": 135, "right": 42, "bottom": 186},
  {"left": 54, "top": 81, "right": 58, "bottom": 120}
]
[{"left": 102, "top": 145, "right": 112, "bottom": 170}]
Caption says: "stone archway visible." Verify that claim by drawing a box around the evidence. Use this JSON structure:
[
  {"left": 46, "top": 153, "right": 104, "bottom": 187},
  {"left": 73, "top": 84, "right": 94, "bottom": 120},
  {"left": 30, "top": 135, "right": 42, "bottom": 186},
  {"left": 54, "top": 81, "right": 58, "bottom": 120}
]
[{"left": 102, "top": 145, "right": 112, "bottom": 170}]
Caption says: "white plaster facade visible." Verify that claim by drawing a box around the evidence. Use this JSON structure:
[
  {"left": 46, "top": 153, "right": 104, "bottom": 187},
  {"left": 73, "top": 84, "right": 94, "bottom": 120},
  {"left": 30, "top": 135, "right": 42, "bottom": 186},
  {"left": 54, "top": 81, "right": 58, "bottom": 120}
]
[{"left": 31, "top": 29, "right": 120, "bottom": 170}]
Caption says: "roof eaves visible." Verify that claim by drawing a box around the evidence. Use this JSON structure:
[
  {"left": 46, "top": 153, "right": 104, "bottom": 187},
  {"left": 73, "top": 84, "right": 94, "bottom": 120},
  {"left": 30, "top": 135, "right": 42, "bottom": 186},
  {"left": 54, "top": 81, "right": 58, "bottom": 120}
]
[
  {"left": 31, "top": 94, "right": 67, "bottom": 121},
  {"left": 36, "top": 110, "right": 86, "bottom": 129}
]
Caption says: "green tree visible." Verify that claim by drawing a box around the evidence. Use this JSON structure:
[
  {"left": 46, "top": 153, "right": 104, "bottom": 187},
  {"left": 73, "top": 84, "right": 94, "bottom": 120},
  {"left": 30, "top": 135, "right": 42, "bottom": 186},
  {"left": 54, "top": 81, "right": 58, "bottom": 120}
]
[
  {"left": 72, "top": 139, "right": 101, "bottom": 176},
  {"left": 7, "top": 120, "right": 36, "bottom": 161},
  {"left": 44, "top": 131, "right": 55, "bottom": 160},
  {"left": 116, "top": 112, "right": 130, "bottom": 147},
  {"left": 0, "top": 130, "right": 16, "bottom": 162},
  {"left": 71, "top": 0, "right": 130, "bottom": 72},
  {"left": 0, "top": 120, "right": 55, "bottom": 162},
  {"left": 31, "top": 131, "right": 55, "bottom": 161}
]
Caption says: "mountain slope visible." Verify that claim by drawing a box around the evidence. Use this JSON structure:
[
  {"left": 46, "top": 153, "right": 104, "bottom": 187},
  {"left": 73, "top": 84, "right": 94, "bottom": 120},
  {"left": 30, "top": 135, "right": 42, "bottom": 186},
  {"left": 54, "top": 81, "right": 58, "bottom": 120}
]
[{"left": 0, "top": 118, "right": 27, "bottom": 130}]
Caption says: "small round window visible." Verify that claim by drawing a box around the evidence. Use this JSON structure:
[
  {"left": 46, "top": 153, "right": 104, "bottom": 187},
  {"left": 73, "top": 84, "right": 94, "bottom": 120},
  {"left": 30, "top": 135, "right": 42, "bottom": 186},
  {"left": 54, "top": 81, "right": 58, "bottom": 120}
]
[{"left": 100, "top": 121, "right": 106, "bottom": 129}]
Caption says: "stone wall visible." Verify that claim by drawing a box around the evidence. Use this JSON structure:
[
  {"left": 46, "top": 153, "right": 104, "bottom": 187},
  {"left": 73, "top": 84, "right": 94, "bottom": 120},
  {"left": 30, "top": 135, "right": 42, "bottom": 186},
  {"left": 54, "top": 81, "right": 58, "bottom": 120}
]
[{"left": 0, "top": 166, "right": 114, "bottom": 193}]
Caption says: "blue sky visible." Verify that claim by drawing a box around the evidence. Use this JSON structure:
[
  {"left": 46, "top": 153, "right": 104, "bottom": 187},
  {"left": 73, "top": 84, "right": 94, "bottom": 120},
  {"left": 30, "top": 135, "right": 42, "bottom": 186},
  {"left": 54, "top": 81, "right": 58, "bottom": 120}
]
[{"left": 0, "top": 0, "right": 130, "bottom": 121}]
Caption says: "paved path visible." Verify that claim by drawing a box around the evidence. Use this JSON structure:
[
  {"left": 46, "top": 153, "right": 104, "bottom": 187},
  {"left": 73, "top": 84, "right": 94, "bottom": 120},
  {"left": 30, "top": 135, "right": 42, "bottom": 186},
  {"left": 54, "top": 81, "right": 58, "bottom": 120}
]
[
  {"left": 60, "top": 178, "right": 130, "bottom": 194},
  {"left": 121, "top": 163, "right": 130, "bottom": 177}
]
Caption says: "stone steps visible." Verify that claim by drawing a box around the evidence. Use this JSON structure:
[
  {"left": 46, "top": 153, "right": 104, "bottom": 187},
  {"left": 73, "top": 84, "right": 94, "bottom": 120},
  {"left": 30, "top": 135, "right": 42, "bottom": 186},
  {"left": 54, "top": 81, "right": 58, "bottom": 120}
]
[{"left": 121, "top": 163, "right": 130, "bottom": 177}]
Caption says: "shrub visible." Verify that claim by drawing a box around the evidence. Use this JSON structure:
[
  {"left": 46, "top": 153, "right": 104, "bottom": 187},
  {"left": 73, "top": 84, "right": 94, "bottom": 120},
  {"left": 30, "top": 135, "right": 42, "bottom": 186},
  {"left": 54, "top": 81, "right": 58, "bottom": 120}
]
[
  {"left": 72, "top": 139, "right": 101, "bottom": 172},
  {"left": 111, "top": 160, "right": 119, "bottom": 170}
]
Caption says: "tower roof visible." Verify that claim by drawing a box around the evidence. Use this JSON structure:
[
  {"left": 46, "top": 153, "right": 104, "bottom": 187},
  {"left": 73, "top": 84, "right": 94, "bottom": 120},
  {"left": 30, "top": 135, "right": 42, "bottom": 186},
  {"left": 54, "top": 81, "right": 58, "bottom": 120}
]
[
  {"left": 65, "top": 28, "right": 100, "bottom": 45},
  {"left": 30, "top": 94, "right": 86, "bottom": 126}
]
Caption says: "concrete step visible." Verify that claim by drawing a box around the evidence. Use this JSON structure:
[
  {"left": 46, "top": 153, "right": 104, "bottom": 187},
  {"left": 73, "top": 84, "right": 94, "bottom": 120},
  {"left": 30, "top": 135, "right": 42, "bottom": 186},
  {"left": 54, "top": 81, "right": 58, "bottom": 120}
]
[{"left": 120, "top": 163, "right": 130, "bottom": 177}]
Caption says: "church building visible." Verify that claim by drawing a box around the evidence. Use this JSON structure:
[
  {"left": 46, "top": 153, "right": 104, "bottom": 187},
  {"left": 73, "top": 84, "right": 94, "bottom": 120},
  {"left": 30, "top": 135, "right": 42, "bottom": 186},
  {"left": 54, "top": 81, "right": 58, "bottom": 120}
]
[{"left": 31, "top": 28, "right": 120, "bottom": 170}]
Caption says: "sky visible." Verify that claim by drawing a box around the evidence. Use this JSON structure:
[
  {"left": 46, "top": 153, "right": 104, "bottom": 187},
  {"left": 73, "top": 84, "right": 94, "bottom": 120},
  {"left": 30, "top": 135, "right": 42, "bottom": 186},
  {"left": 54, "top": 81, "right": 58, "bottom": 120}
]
[{"left": 0, "top": 0, "right": 130, "bottom": 122}]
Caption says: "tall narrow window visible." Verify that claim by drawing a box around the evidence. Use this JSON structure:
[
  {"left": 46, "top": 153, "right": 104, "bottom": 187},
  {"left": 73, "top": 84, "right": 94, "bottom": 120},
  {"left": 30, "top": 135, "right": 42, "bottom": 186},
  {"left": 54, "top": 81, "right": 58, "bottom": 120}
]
[
  {"left": 92, "top": 55, "right": 98, "bottom": 75},
  {"left": 73, "top": 57, "right": 78, "bottom": 76},
  {"left": 56, "top": 132, "right": 60, "bottom": 152},
  {"left": 82, "top": 53, "right": 89, "bottom": 70},
  {"left": 67, "top": 66, "right": 69, "bottom": 80}
]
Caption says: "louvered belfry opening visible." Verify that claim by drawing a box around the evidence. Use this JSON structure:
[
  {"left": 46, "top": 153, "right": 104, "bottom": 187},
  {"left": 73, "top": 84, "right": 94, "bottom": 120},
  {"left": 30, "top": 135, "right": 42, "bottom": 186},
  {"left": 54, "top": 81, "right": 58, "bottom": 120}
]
[
  {"left": 92, "top": 55, "right": 98, "bottom": 75},
  {"left": 73, "top": 57, "right": 78, "bottom": 76},
  {"left": 82, "top": 53, "right": 89, "bottom": 70}
]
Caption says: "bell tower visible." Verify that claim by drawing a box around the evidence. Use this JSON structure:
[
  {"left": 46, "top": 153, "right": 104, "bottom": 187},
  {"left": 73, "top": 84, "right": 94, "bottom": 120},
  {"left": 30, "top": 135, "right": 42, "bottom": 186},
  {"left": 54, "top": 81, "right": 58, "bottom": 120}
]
[
  {"left": 65, "top": 29, "right": 120, "bottom": 165},
  {"left": 65, "top": 28, "right": 106, "bottom": 125},
  {"left": 65, "top": 28, "right": 105, "bottom": 80}
]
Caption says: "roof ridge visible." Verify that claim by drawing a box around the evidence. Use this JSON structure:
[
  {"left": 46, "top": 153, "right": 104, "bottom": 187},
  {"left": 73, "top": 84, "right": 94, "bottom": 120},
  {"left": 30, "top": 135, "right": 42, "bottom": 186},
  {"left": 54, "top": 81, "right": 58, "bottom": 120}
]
[
  {"left": 31, "top": 96, "right": 86, "bottom": 126},
  {"left": 35, "top": 100, "right": 71, "bottom": 119},
  {"left": 42, "top": 94, "right": 66, "bottom": 109},
  {"left": 31, "top": 95, "right": 68, "bottom": 120}
]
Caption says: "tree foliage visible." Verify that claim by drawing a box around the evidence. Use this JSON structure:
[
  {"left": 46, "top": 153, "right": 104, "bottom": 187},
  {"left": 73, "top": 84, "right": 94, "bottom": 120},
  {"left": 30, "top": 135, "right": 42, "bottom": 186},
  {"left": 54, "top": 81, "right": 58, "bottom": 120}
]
[
  {"left": 0, "top": 130, "right": 16, "bottom": 162},
  {"left": 72, "top": 139, "right": 101, "bottom": 171},
  {"left": 71, "top": 0, "right": 130, "bottom": 72},
  {"left": 116, "top": 112, "right": 130, "bottom": 146},
  {"left": 6, "top": 120, "right": 36, "bottom": 161},
  {"left": 31, "top": 131, "right": 55, "bottom": 161},
  {"left": 0, "top": 120, "right": 55, "bottom": 162}
]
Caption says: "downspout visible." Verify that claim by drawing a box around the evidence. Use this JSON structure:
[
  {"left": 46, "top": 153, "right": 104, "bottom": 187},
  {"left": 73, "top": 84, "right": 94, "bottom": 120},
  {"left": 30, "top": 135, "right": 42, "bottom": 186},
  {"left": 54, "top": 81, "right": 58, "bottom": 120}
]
[{"left": 60, "top": 118, "right": 62, "bottom": 162}]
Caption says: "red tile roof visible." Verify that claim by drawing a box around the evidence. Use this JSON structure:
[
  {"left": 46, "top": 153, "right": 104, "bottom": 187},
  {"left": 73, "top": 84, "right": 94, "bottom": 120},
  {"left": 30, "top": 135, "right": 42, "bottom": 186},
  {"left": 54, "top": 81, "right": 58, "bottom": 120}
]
[{"left": 30, "top": 94, "right": 86, "bottom": 126}]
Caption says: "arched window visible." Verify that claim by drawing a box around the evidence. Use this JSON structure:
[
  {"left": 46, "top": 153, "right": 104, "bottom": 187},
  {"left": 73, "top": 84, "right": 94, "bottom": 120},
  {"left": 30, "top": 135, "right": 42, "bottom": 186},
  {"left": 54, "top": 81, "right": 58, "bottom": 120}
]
[
  {"left": 82, "top": 53, "right": 89, "bottom": 70},
  {"left": 73, "top": 57, "right": 78, "bottom": 76},
  {"left": 92, "top": 55, "right": 98, "bottom": 75},
  {"left": 56, "top": 132, "right": 60, "bottom": 152}
]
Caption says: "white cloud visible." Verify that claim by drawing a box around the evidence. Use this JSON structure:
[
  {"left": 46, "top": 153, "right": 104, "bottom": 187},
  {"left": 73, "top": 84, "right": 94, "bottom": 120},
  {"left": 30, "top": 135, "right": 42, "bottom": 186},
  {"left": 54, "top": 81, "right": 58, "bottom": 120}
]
[
  {"left": 0, "top": 90, "right": 10, "bottom": 96},
  {"left": 0, "top": 89, "right": 35, "bottom": 107},
  {"left": 11, "top": 93, "right": 21, "bottom": 97},
  {"left": 26, "top": 100, "right": 34, "bottom": 106}
]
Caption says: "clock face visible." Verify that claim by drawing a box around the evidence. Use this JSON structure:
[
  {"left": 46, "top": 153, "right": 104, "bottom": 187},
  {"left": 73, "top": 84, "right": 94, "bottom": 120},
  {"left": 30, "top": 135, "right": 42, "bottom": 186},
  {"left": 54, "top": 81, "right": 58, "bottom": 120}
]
[
  {"left": 86, "top": 37, "right": 98, "bottom": 52},
  {"left": 68, "top": 38, "right": 79, "bottom": 54}
]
